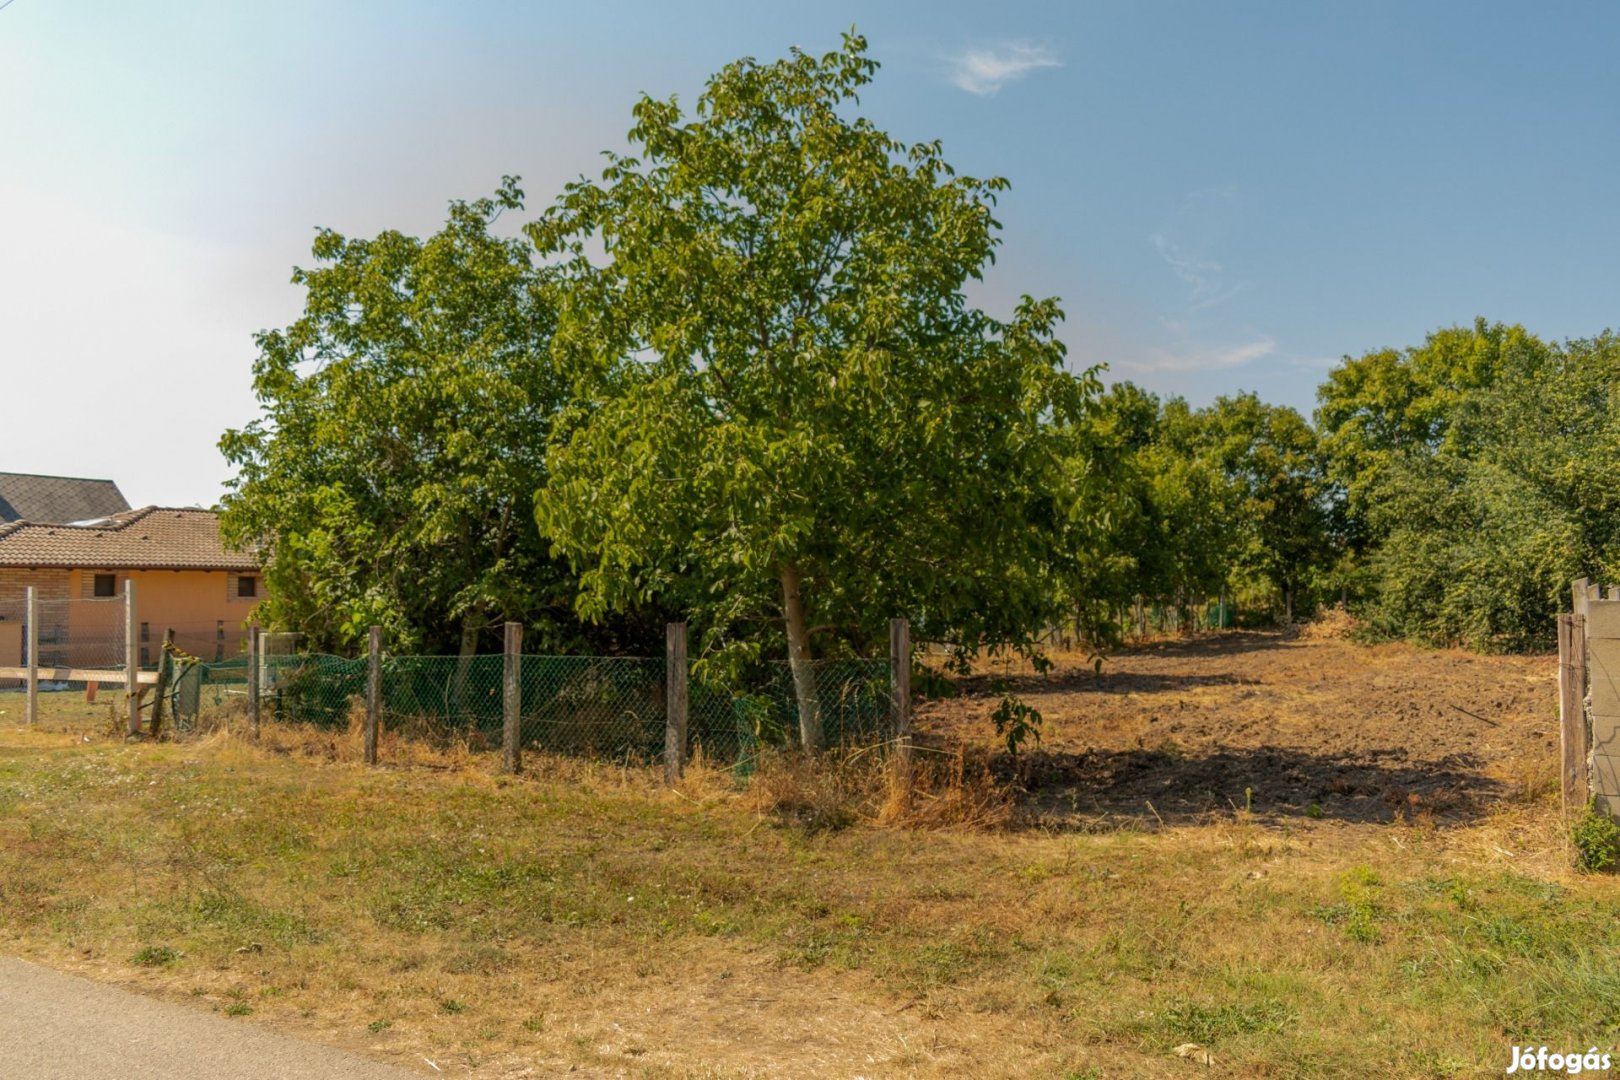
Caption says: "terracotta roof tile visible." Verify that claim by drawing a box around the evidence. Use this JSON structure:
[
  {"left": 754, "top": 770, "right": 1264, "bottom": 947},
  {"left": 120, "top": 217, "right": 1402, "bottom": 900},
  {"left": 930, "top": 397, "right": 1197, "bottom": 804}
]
[{"left": 0, "top": 507, "right": 259, "bottom": 571}]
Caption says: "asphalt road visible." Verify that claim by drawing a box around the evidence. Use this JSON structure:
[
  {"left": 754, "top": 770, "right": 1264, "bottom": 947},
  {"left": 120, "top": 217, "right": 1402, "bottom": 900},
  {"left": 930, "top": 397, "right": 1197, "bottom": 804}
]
[{"left": 0, "top": 957, "right": 424, "bottom": 1079}]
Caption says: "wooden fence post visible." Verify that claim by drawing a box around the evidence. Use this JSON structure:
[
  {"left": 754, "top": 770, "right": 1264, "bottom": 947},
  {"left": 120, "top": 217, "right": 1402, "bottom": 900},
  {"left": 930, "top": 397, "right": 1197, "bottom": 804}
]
[
  {"left": 664, "top": 622, "right": 688, "bottom": 783},
  {"left": 365, "top": 625, "right": 381, "bottom": 766},
  {"left": 246, "top": 624, "right": 260, "bottom": 741},
  {"left": 890, "top": 617, "right": 913, "bottom": 778},
  {"left": 149, "top": 629, "right": 175, "bottom": 739},
  {"left": 1559, "top": 612, "right": 1590, "bottom": 816},
  {"left": 124, "top": 579, "right": 139, "bottom": 737},
  {"left": 24, "top": 586, "right": 37, "bottom": 727},
  {"left": 503, "top": 621, "right": 522, "bottom": 775}
]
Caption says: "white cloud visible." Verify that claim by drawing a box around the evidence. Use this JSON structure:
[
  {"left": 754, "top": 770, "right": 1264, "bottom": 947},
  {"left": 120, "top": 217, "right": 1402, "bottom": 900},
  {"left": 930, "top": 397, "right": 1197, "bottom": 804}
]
[
  {"left": 1150, "top": 232, "right": 1245, "bottom": 311},
  {"left": 1150, "top": 188, "right": 1243, "bottom": 312},
  {"left": 949, "top": 42, "right": 1061, "bottom": 96},
  {"left": 1128, "top": 336, "right": 1277, "bottom": 373}
]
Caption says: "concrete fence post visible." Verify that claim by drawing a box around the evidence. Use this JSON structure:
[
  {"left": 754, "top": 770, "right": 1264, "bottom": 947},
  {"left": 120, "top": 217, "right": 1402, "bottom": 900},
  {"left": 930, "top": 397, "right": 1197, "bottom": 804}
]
[
  {"left": 246, "top": 624, "right": 261, "bottom": 741},
  {"left": 664, "top": 622, "right": 688, "bottom": 783},
  {"left": 124, "top": 579, "right": 139, "bottom": 737},
  {"left": 24, "top": 586, "right": 37, "bottom": 727},
  {"left": 503, "top": 621, "right": 522, "bottom": 775},
  {"left": 365, "top": 625, "right": 381, "bottom": 766}
]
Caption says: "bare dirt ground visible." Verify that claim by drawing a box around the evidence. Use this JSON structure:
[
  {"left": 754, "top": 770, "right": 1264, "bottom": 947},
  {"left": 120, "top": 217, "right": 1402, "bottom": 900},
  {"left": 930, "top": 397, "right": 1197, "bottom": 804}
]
[{"left": 919, "top": 629, "right": 1557, "bottom": 827}]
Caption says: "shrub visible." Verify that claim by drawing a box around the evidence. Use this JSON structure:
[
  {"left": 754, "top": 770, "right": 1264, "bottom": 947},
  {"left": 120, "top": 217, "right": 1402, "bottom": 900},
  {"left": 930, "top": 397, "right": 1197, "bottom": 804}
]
[{"left": 1572, "top": 799, "right": 1620, "bottom": 872}]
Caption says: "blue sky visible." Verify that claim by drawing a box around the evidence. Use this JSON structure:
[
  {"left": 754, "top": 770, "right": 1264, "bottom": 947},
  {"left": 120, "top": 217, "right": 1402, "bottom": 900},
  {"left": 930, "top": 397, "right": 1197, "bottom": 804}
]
[{"left": 3, "top": 1, "right": 1618, "bottom": 506}]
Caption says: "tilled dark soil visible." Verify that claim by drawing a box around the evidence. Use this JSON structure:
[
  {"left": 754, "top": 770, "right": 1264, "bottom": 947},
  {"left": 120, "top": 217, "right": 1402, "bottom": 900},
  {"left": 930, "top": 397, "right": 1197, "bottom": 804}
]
[{"left": 916, "top": 631, "right": 1557, "bottom": 826}]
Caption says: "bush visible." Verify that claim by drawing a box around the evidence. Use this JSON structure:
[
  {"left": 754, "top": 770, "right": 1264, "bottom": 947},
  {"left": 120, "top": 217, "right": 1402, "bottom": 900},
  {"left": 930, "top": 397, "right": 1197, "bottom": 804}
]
[{"left": 1572, "top": 799, "right": 1620, "bottom": 871}]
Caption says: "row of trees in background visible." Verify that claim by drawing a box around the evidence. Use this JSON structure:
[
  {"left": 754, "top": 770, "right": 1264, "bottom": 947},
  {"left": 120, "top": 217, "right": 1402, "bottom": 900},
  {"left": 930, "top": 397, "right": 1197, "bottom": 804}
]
[
  {"left": 1064, "top": 385, "right": 1329, "bottom": 646},
  {"left": 1069, "top": 319, "right": 1620, "bottom": 654},
  {"left": 220, "top": 32, "right": 1617, "bottom": 708}
]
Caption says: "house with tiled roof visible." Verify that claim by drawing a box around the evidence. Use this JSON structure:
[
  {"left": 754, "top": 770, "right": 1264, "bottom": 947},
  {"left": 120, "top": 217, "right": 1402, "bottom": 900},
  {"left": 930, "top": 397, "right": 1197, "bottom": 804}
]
[
  {"left": 0, "top": 472, "right": 131, "bottom": 525},
  {"left": 0, "top": 506, "right": 262, "bottom": 674}
]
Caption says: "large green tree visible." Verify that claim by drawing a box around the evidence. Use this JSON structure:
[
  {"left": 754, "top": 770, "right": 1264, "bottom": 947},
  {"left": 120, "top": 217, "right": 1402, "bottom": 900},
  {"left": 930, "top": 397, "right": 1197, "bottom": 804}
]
[
  {"left": 1068, "top": 388, "right": 1330, "bottom": 633},
  {"left": 528, "top": 34, "right": 1097, "bottom": 748},
  {"left": 220, "top": 180, "right": 597, "bottom": 655},
  {"left": 1316, "top": 318, "right": 1551, "bottom": 547},
  {"left": 1356, "top": 332, "right": 1620, "bottom": 648}
]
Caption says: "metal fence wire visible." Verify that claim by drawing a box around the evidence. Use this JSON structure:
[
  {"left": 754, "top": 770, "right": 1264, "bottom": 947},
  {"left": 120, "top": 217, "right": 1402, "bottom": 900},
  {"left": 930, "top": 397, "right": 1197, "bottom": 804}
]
[
  {"left": 167, "top": 652, "right": 894, "bottom": 765},
  {"left": 694, "top": 659, "right": 893, "bottom": 758},
  {"left": 0, "top": 597, "right": 129, "bottom": 671}
]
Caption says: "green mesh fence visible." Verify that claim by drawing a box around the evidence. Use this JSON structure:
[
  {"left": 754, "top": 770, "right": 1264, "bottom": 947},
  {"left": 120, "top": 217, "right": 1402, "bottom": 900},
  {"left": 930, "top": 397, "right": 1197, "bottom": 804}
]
[
  {"left": 167, "top": 655, "right": 247, "bottom": 735},
  {"left": 693, "top": 659, "right": 892, "bottom": 769},
  {"left": 167, "top": 651, "right": 893, "bottom": 765},
  {"left": 165, "top": 653, "right": 364, "bottom": 735},
  {"left": 384, "top": 654, "right": 509, "bottom": 740},
  {"left": 515, "top": 656, "right": 666, "bottom": 759},
  {"left": 275, "top": 654, "right": 368, "bottom": 726}
]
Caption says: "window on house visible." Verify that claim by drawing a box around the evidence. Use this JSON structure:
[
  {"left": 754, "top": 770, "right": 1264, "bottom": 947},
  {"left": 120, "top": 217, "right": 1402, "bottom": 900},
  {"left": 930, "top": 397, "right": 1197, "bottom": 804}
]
[
  {"left": 237, "top": 576, "right": 258, "bottom": 599},
  {"left": 140, "top": 622, "right": 150, "bottom": 643},
  {"left": 93, "top": 574, "right": 117, "bottom": 598}
]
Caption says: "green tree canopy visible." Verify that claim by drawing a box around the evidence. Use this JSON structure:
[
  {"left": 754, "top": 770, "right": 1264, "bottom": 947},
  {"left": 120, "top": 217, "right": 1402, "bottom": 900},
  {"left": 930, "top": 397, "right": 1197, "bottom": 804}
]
[
  {"left": 1356, "top": 332, "right": 1620, "bottom": 649},
  {"left": 1315, "top": 318, "right": 1552, "bottom": 543},
  {"left": 220, "top": 180, "right": 604, "bottom": 654},
  {"left": 527, "top": 34, "right": 1098, "bottom": 747},
  {"left": 1191, "top": 394, "right": 1331, "bottom": 621}
]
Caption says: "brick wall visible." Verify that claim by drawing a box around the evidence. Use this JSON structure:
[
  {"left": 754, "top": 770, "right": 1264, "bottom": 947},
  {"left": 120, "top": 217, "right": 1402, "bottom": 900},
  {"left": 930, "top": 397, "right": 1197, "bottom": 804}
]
[
  {"left": 0, "top": 568, "right": 74, "bottom": 666},
  {"left": 0, "top": 567, "right": 71, "bottom": 620}
]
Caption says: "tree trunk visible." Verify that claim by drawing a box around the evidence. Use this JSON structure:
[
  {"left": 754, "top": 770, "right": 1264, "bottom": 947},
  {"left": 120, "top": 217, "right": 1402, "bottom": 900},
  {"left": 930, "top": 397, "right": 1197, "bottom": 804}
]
[
  {"left": 780, "top": 565, "right": 823, "bottom": 753},
  {"left": 451, "top": 613, "right": 480, "bottom": 721},
  {"left": 1284, "top": 587, "right": 1294, "bottom": 625}
]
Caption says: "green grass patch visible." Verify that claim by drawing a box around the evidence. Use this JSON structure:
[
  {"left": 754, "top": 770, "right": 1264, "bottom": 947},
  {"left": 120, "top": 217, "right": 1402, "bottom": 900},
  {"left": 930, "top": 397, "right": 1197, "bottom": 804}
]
[{"left": 129, "top": 945, "right": 181, "bottom": 967}]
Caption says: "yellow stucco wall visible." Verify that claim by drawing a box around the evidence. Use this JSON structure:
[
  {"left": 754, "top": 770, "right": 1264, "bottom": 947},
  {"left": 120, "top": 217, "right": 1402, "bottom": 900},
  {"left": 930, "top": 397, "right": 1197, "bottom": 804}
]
[
  {"left": 75, "top": 569, "right": 262, "bottom": 665},
  {"left": 0, "top": 567, "right": 261, "bottom": 671},
  {"left": 0, "top": 622, "right": 19, "bottom": 684}
]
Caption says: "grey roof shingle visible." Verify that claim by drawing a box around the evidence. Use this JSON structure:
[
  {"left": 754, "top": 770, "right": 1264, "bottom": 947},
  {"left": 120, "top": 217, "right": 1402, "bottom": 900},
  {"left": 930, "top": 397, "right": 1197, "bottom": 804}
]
[
  {"left": 0, "top": 472, "right": 131, "bottom": 524},
  {"left": 0, "top": 507, "right": 259, "bottom": 571}
]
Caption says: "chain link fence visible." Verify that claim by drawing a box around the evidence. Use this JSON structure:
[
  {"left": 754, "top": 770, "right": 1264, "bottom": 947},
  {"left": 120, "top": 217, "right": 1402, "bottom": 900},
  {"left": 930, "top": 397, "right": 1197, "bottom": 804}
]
[
  {"left": 0, "top": 597, "right": 128, "bottom": 691},
  {"left": 165, "top": 649, "right": 896, "bottom": 768},
  {"left": 692, "top": 659, "right": 893, "bottom": 768}
]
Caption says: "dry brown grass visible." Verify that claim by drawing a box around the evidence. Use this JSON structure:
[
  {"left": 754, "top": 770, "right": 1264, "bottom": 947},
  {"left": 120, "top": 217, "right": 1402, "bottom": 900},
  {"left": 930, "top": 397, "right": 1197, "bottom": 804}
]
[
  {"left": 0, "top": 717, "right": 1614, "bottom": 1079},
  {"left": 1, "top": 642, "right": 1614, "bottom": 1080},
  {"left": 746, "top": 740, "right": 1015, "bottom": 833},
  {"left": 1297, "top": 602, "right": 1366, "bottom": 641}
]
